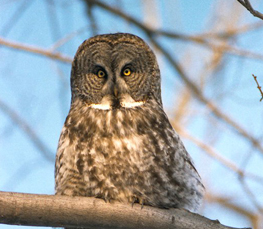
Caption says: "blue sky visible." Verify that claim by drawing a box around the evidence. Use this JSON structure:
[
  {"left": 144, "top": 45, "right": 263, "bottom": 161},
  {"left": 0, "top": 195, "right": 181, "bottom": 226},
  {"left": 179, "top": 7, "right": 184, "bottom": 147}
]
[{"left": 1, "top": 1, "right": 263, "bottom": 228}]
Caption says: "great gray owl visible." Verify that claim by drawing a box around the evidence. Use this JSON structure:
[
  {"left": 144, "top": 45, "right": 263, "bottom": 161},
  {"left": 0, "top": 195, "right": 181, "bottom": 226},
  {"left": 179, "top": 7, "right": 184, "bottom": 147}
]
[{"left": 55, "top": 33, "right": 204, "bottom": 217}]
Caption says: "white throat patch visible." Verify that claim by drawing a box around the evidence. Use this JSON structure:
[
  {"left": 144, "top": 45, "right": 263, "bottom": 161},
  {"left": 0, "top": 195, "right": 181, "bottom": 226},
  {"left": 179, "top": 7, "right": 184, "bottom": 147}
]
[
  {"left": 88, "top": 103, "right": 112, "bottom": 110},
  {"left": 88, "top": 94, "right": 145, "bottom": 110},
  {"left": 120, "top": 101, "right": 145, "bottom": 108}
]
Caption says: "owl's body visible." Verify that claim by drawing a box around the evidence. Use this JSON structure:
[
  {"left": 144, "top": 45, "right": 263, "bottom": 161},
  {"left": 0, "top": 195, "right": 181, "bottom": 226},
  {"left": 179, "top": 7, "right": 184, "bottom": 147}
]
[{"left": 55, "top": 33, "right": 204, "bottom": 213}]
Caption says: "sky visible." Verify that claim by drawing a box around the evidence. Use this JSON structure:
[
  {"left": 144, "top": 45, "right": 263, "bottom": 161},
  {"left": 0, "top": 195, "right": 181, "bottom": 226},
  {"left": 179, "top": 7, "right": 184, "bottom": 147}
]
[{"left": 1, "top": 0, "right": 263, "bottom": 228}]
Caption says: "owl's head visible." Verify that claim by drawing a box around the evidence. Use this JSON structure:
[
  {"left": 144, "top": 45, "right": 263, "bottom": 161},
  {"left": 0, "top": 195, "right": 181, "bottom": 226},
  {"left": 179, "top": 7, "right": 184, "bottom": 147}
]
[{"left": 70, "top": 33, "right": 162, "bottom": 109}]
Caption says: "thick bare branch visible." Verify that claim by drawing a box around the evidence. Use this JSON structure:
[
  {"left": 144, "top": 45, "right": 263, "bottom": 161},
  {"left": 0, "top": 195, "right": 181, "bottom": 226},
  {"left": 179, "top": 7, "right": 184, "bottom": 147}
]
[
  {"left": 0, "top": 36, "right": 72, "bottom": 63},
  {"left": 237, "top": 0, "right": 263, "bottom": 20},
  {"left": 0, "top": 191, "right": 250, "bottom": 229}
]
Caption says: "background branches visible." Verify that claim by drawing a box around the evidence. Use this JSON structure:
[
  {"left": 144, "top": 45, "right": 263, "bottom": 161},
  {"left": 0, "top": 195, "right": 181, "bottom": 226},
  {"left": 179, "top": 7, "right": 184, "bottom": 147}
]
[
  {"left": 0, "top": 36, "right": 72, "bottom": 63},
  {"left": 0, "top": 1, "right": 262, "bottom": 229}
]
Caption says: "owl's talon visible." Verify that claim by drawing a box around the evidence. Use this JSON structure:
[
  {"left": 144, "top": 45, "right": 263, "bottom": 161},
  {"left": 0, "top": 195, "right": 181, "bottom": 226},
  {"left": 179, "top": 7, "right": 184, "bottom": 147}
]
[
  {"left": 131, "top": 196, "right": 137, "bottom": 208},
  {"left": 140, "top": 199, "right": 144, "bottom": 209}
]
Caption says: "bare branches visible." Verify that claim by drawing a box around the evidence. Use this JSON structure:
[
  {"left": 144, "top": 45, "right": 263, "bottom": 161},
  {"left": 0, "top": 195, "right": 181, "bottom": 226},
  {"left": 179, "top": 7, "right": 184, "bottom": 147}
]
[
  {"left": 1, "top": 2, "right": 262, "bottom": 228},
  {"left": 237, "top": 0, "right": 263, "bottom": 20},
  {"left": 0, "top": 0, "right": 33, "bottom": 36},
  {"left": 86, "top": 1, "right": 263, "bottom": 61},
  {"left": 0, "top": 191, "right": 251, "bottom": 229},
  {"left": 207, "top": 194, "right": 259, "bottom": 229},
  {"left": 0, "top": 99, "right": 54, "bottom": 162},
  {"left": 50, "top": 25, "right": 90, "bottom": 50},
  {"left": 252, "top": 74, "right": 263, "bottom": 101},
  {"left": 85, "top": 0, "right": 98, "bottom": 36},
  {"left": 0, "top": 36, "right": 72, "bottom": 63},
  {"left": 174, "top": 122, "right": 263, "bottom": 184},
  {"left": 85, "top": 0, "right": 263, "bottom": 156},
  {"left": 152, "top": 38, "right": 263, "bottom": 154},
  {"left": 174, "top": 122, "right": 263, "bottom": 216}
]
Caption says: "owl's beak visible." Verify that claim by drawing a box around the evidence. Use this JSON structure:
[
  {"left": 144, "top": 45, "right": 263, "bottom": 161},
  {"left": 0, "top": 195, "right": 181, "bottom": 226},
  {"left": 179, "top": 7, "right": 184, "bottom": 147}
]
[{"left": 113, "top": 86, "right": 118, "bottom": 97}]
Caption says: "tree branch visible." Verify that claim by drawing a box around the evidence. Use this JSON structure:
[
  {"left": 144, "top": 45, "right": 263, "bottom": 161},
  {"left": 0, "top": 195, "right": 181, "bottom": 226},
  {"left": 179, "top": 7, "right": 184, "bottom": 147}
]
[
  {"left": 252, "top": 74, "right": 263, "bottom": 101},
  {"left": 237, "top": 0, "right": 263, "bottom": 20},
  {"left": 149, "top": 37, "right": 263, "bottom": 154},
  {"left": 0, "top": 36, "right": 72, "bottom": 63},
  {"left": 84, "top": 0, "right": 263, "bottom": 61},
  {"left": 0, "top": 191, "right": 250, "bottom": 229},
  {"left": 0, "top": 99, "right": 54, "bottom": 162},
  {"left": 173, "top": 122, "right": 263, "bottom": 184},
  {"left": 84, "top": 0, "right": 263, "bottom": 157},
  {"left": 207, "top": 193, "right": 259, "bottom": 229}
]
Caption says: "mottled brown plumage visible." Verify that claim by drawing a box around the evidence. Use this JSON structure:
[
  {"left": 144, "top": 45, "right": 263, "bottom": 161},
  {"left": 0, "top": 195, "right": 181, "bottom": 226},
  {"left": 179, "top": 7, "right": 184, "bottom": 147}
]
[{"left": 55, "top": 33, "right": 204, "bottom": 219}]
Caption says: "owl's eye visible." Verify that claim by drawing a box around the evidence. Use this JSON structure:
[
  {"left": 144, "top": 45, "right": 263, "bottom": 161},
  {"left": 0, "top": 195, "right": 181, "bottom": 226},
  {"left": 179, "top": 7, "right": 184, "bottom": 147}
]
[
  {"left": 122, "top": 68, "right": 132, "bottom": 76},
  {"left": 97, "top": 69, "right": 106, "bottom": 78}
]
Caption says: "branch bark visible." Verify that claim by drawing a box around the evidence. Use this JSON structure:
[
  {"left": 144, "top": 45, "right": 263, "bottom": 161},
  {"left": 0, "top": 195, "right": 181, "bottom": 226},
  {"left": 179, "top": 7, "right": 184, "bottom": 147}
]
[
  {"left": 237, "top": 0, "right": 263, "bottom": 20},
  {"left": 252, "top": 74, "right": 263, "bottom": 101},
  {"left": 0, "top": 191, "right": 250, "bottom": 229},
  {"left": 0, "top": 36, "right": 72, "bottom": 63}
]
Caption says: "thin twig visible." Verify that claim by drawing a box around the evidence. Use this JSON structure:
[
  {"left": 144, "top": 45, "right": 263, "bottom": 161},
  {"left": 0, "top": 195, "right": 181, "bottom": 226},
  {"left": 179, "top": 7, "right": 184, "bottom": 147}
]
[
  {"left": 151, "top": 36, "right": 263, "bottom": 154},
  {"left": 198, "top": 22, "right": 263, "bottom": 40},
  {"left": 207, "top": 193, "right": 259, "bottom": 229},
  {"left": 45, "top": 0, "right": 61, "bottom": 42},
  {"left": 87, "top": 0, "right": 263, "bottom": 155},
  {"left": 237, "top": 0, "right": 263, "bottom": 20},
  {"left": 50, "top": 25, "right": 90, "bottom": 51},
  {"left": 158, "top": 30, "right": 263, "bottom": 61},
  {"left": 0, "top": 36, "right": 72, "bottom": 63},
  {"left": 0, "top": 99, "right": 54, "bottom": 162},
  {"left": 86, "top": 0, "right": 98, "bottom": 36},
  {"left": 252, "top": 74, "right": 263, "bottom": 101},
  {"left": 0, "top": 0, "right": 33, "bottom": 36},
  {"left": 85, "top": 0, "right": 263, "bottom": 61},
  {"left": 238, "top": 174, "right": 263, "bottom": 213},
  {"left": 173, "top": 122, "right": 263, "bottom": 184},
  {"left": 2, "top": 158, "right": 41, "bottom": 190}
]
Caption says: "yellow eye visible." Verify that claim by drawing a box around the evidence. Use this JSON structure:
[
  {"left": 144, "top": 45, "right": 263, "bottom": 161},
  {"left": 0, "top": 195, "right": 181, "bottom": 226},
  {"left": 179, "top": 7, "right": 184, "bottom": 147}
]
[
  {"left": 97, "top": 69, "right": 106, "bottom": 78},
  {"left": 122, "top": 68, "right": 131, "bottom": 76}
]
